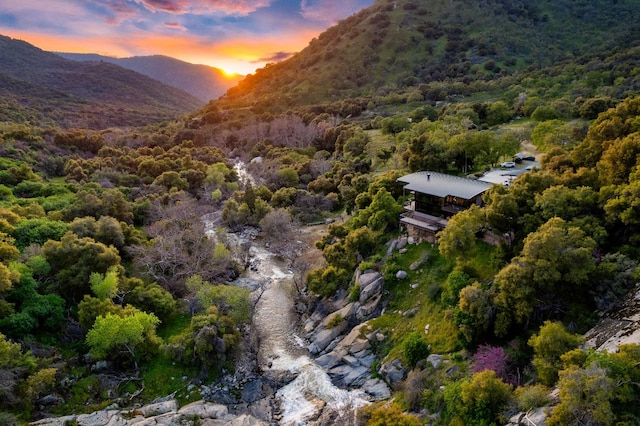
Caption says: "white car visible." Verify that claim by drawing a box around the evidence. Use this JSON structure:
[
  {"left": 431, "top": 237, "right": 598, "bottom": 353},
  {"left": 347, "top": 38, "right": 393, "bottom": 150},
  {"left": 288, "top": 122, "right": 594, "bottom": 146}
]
[{"left": 500, "top": 161, "right": 516, "bottom": 168}]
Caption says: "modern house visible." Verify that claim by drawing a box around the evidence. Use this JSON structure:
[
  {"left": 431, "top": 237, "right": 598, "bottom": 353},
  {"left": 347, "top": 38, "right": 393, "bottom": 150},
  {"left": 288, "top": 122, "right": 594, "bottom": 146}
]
[{"left": 397, "top": 171, "right": 493, "bottom": 243}]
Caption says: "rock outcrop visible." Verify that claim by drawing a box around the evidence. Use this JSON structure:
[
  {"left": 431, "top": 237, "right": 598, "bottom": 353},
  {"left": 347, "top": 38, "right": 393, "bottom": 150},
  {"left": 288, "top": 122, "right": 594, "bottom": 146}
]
[
  {"left": 304, "top": 271, "right": 390, "bottom": 400},
  {"left": 584, "top": 284, "right": 640, "bottom": 352},
  {"left": 31, "top": 400, "right": 265, "bottom": 426}
]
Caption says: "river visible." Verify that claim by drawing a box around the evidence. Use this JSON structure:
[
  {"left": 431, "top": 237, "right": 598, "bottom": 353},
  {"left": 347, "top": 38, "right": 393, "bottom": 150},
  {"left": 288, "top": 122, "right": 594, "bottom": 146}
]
[{"left": 231, "top": 238, "right": 368, "bottom": 425}]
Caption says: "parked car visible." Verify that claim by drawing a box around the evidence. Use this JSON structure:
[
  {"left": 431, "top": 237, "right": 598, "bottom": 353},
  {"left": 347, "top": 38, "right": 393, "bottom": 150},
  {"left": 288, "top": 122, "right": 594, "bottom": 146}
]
[
  {"left": 500, "top": 161, "right": 516, "bottom": 168},
  {"left": 523, "top": 155, "right": 536, "bottom": 161}
]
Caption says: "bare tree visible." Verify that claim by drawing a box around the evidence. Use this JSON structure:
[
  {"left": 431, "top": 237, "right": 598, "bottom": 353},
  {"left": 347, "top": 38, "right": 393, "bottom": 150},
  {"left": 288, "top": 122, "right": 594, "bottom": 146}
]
[{"left": 130, "top": 195, "right": 235, "bottom": 296}]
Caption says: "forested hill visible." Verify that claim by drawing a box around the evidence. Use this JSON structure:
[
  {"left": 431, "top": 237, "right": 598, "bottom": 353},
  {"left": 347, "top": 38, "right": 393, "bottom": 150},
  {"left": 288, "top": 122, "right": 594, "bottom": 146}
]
[
  {"left": 0, "top": 35, "right": 204, "bottom": 129},
  {"left": 56, "top": 53, "right": 243, "bottom": 103},
  {"left": 215, "top": 0, "right": 640, "bottom": 111}
]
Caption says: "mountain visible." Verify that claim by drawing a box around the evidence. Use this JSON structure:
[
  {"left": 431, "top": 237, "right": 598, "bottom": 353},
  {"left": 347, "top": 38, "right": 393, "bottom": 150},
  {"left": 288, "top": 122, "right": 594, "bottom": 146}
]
[
  {"left": 0, "top": 35, "right": 204, "bottom": 129},
  {"left": 57, "top": 53, "right": 243, "bottom": 102},
  {"left": 215, "top": 0, "right": 640, "bottom": 111}
]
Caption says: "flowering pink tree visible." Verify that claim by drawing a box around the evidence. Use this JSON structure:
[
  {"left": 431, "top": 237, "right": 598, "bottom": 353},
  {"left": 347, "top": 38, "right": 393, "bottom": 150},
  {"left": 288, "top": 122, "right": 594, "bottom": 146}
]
[{"left": 472, "top": 345, "right": 513, "bottom": 384}]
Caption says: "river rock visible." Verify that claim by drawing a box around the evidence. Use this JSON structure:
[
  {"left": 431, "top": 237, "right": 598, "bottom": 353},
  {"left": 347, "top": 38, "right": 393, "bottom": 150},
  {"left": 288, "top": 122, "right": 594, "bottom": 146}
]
[
  {"left": 359, "top": 274, "right": 383, "bottom": 303},
  {"left": 378, "top": 358, "right": 406, "bottom": 388},
  {"left": 309, "top": 321, "right": 348, "bottom": 354},
  {"left": 320, "top": 302, "right": 355, "bottom": 328},
  {"left": 75, "top": 410, "right": 118, "bottom": 425},
  {"left": 356, "top": 295, "right": 382, "bottom": 321},
  {"left": 507, "top": 407, "right": 548, "bottom": 425},
  {"left": 178, "top": 401, "right": 230, "bottom": 419},
  {"left": 362, "top": 378, "right": 391, "bottom": 400}
]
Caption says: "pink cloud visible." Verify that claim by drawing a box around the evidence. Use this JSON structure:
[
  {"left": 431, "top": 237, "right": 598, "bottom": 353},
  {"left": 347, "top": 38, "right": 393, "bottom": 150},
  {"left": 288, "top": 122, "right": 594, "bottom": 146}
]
[
  {"left": 300, "top": 0, "right": 363, "bottom": 23},
  {"left": 164, "top": 22, "right": 187, "bottom": 31},
  {"left": 132, "top": 0, "right": 273, "bottom": 16}
]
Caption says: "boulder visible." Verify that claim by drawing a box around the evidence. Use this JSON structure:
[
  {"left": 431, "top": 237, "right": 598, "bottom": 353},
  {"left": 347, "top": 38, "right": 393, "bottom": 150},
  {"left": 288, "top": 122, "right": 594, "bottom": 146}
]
[
  {"left": 356, "top": 295, "right": 382, "bottom": 321},
  {"left": 378, "top": 358, "right": 406, "bottom": 388},
  {"left": 30, "top": 416, "right": 77, "bottom": 426},
  {"left": 309, "top": 321, "right": 348, "bottom": 354},
  {"left": 230, "top": 414, "right": 268, "bottom": 425},
  {"left": 426, "top": 354, "right": 443, "bottom": 369},
  {"left": 358, "top": 272, "right": 382, "bottom": 289},
  {"left": 320, "top": 303, "right": 355, "bottom": 328},
  {"left": 38, "top": 394, "right": 64, "bottom": 406},
  {"left": 75, "top": 410, "right": 115, "bottom": 426},
  {"left": 178, "top": 401, "right": 230, "bottom": 419},
  {"left": 139, "top": 400, "right": 179, "bottom": 417},
  {"left": 359, "top": 275, "right": 384, "bottom": 303},
  {"left": 396, "top": 237, "right": 408, "bottom": 249},
  {"left": 396, "top": 270, "right": 408, "bottom": 280},
  {"left": 362, "top": 378, "right": 391, "bottom": 400}
]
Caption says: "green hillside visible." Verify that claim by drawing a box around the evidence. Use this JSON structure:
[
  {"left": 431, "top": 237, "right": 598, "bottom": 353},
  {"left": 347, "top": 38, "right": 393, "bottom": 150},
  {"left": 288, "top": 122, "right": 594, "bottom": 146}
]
[
  {"left": 212, "top": 0, "right": 640, "bottom": 111},
  {"left": 0, "top": 35, "right": 204, "bottom": 129}
]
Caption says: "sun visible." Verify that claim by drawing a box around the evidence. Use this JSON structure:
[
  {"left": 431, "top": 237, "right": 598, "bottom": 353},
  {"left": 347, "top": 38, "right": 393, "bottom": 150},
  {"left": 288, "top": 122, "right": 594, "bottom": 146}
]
[{"left": 219, "top": 67, "right": 241, "bottom": 79}]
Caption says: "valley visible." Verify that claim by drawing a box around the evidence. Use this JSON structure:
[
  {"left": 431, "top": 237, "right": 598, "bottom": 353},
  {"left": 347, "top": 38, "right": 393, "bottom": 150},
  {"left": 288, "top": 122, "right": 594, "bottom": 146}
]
[{"left": 2, "top": 0, "right": 640, "bottom": 425}]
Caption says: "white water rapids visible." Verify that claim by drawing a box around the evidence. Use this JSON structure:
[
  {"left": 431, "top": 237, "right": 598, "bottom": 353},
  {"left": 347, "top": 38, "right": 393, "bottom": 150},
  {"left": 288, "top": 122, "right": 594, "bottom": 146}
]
[{"left": 239, "top": 242, "right": 368, "bottom": 425}]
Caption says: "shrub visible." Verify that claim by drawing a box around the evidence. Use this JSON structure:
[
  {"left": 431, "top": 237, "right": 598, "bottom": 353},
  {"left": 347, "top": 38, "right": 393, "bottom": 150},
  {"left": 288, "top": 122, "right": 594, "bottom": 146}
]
[
  {"left": 403, "top": 332, "right": 430, "bottom": 368},
  {"left": 514, "top": 384, "right": 550, "bottom": 411}
]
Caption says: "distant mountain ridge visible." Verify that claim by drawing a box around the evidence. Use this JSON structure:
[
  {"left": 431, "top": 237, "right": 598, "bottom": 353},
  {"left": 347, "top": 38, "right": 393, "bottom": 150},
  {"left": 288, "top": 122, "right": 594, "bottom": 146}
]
[
  {"left": 57, "top": 53, "right": 243, "bottom": 102},
  {"left": 0, "top": 35, "right": 204, "bottom": 129}
]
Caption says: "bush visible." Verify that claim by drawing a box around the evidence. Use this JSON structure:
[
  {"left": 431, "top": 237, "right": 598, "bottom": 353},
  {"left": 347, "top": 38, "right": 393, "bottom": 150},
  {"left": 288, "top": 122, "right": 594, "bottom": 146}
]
[
  {"left": 403, "top": 332, "right": 430, "bottom": 368},
  {"left": 514, "top": 384, "right": 550, "bottom": 411}
]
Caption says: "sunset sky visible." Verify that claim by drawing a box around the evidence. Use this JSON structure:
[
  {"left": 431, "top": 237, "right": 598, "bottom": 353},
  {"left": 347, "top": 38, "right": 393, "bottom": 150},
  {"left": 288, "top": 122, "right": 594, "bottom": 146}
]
[{"left": 0, "top": 0, "right": 373, "bottom": 75}]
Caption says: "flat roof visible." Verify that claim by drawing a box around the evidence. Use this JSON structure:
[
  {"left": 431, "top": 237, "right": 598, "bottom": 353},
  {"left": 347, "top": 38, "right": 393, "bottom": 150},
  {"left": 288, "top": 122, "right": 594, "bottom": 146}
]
[{"left": 397, "top": 171, "right": 493, "bottom": 199}]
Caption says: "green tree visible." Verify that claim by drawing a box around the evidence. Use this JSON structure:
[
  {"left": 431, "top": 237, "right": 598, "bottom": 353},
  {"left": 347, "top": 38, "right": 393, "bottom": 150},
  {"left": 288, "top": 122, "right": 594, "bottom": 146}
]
[
  {"left": 86, "top": 310, "right": 160, "bottom": 371},
  {"left": 548, "top": 364, "right": 613, "bottom": 426},
  {"left": 438, "top": 205, "right": 485, "bottom": 262},
  {"left": 43, "top": 232, "right": 122, "bottom": 302},
  {"left": 494, "top": 218, "right": 596, "bottom": 335},
  {"left": 528, "top": 321, "right": 583, "bottom": 386},
  {"left": 486, "top": 100, "right": 513, "bottom": 126}
]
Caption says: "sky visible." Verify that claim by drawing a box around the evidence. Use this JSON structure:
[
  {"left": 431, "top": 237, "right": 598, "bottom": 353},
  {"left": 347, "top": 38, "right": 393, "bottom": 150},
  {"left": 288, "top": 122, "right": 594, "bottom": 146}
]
[{"left": 0, "top": 0, "right": 373, "bottom": 75}]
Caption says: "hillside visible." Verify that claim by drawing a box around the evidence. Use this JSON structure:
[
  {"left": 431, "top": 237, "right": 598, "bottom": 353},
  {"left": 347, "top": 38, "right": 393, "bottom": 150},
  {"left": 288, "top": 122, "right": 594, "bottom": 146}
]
[
  {"left": 0, "top": 35, "right": 204, "bottom": 129},
  {"left": 57, "top": 53, "right": 243, "bottom": 102},
  {"left": 215, "top": 0, "right": 640, "bottom": 111}
]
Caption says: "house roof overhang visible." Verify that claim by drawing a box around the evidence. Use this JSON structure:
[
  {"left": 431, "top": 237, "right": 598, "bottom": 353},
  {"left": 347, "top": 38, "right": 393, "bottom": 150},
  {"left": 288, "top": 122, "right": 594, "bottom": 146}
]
[{"left": 397, "top": 171, "right": 493, "bottom": 200}]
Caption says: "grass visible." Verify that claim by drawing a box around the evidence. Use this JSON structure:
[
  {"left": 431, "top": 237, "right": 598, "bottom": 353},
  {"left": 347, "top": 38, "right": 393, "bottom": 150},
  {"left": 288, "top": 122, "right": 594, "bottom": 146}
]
[
  {"left": 138, "top": 352, "right": 202, "bottom": 405},
  {"left": 368, "top": 242, "right": 460, "bottom": 363}
]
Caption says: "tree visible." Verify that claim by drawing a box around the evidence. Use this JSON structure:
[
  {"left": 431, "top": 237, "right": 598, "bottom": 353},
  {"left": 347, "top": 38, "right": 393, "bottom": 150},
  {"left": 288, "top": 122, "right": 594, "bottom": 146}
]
[
  {"left": 357, "top": 401, "right": 422, "bottom": 426},
  {"left": 486, "top": 100, "right": 513, "bottom": 126},
  {"left": 133, "top": 196, "right": 235, "bottom": 296},
  {"left": 89, "top": 266, "right": 119, "bottom": 301},
  {"left": 86, "top": 311, "right": 160, "bottom": 371},
  {"left": 528, "top": 321, "right": 583, "bottom": 386},
  {"left": 548, "top": 364, "right": 613, "bottom": 426},
  {"left": 165, "top": 306, "right": 240, "bottom": 374},
  {"left": 472, "top": 345, "right": 511, "bottom": 383},
  {"left": 438, "top": 205, "right": 486, "bottom": 262},
  {"left": 43, "top": 232, "right": 122, "bottom": 302},
  {"left": 445, "top": 370, "right": 512, "bottom": 425},
  {"left": 494, "top": 218, "right": 596, "bottom": 334}
]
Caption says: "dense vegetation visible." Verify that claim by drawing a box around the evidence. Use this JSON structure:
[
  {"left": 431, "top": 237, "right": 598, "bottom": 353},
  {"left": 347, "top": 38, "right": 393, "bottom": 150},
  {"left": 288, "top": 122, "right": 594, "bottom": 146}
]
[{"left": 2, "top": 0, "right": 640, "bottom": 424}]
